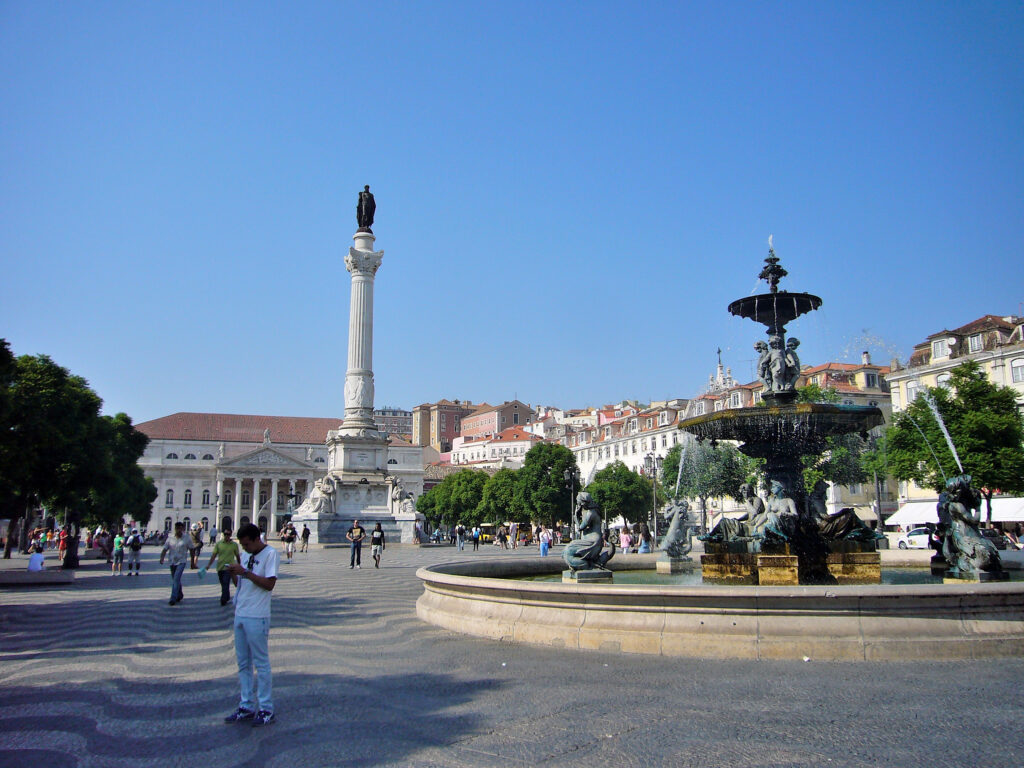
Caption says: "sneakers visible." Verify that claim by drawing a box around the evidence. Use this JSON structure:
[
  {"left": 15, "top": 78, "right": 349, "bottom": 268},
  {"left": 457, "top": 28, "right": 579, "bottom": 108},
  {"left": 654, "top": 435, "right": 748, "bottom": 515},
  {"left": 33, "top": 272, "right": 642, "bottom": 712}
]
[
  {"left": 252, "top": 710, "right": 275, "bottom": 727},
  {"left": 355, "top": 564, "right": 361, "bottom": 569},
  {"left": 224, "top": 707, "right": 255, "bottom": 724}
]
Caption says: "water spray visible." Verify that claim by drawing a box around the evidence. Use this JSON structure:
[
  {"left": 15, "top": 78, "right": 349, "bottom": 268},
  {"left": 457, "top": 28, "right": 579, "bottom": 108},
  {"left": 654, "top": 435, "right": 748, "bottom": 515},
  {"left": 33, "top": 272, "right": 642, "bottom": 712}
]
[{"left": 921, "top": 391, "right": 964, "bottom": 474}]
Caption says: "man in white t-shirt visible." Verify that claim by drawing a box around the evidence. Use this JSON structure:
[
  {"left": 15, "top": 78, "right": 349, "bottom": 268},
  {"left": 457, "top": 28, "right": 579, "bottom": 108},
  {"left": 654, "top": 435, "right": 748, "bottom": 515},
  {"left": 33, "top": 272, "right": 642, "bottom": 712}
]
[
  {"left": 27, "top": 546, "right": 45, "bottom": 572},
  {"left": 223, "top": 522, "right": 279, "bottom": 727}
]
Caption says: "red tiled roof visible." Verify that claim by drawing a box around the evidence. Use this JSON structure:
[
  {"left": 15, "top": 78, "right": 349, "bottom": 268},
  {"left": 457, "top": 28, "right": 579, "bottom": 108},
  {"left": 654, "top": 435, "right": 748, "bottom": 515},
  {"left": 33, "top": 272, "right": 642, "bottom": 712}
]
[
  {"left": 491, "top": 426, "right": 540, "bottom": 442},
  {"left": 137, "top": 412, "right": 342, "bottom": 444}
]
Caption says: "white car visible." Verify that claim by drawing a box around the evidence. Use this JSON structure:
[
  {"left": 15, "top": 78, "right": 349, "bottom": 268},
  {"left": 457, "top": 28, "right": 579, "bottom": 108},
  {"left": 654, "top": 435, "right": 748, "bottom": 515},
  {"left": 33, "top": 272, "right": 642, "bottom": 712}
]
[{"left": 897, "top": 527, "right": 933, "bottom": 549}]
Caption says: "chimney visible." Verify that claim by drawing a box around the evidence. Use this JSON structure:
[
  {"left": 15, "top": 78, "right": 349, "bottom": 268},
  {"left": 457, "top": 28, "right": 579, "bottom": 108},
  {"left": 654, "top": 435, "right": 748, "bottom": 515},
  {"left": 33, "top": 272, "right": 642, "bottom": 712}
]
[{"left": 861, "top": 351, "right": 871, "bottom": 366}]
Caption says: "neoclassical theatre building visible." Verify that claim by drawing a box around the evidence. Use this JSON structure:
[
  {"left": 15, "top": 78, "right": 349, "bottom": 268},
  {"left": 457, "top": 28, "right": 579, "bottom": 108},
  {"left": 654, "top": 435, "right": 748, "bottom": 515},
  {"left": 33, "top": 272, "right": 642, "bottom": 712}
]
[{"left": 136, "top": 412, "right": 424, "bottom": 534}]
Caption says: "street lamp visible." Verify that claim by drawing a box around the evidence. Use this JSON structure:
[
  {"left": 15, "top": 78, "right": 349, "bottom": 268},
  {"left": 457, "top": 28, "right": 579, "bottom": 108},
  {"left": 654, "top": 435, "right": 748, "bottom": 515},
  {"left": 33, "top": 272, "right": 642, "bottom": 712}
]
[
  {"left": 564, "top": 466, "right": 581, "bottom": 538},
  {"left": 644, "top": 452, "right": 663, "bottom": 542}
]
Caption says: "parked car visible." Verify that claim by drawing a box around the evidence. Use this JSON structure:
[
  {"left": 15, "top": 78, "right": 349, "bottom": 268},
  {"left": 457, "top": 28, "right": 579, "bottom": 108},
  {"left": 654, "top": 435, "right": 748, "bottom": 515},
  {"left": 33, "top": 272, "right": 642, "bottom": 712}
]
[
  {"left": 980, "top": 528, "right": 1009, "bottom": 550},
  {"left": 896, "top": 527, "right": 933, "bottom": 549}
]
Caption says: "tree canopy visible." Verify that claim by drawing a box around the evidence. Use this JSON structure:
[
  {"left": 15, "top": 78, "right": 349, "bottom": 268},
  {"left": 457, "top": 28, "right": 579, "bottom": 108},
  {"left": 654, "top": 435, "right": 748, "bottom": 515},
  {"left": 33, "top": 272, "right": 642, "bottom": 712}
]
[
  {"left": 886, "top": 360, "right": 1024, "bottom": 522},
  {"left": 659, "top": 440, "right": 755, "bottom": 532},
  {"left": 585, "top": 461, "right": 654, "bottom": 527},
  {"left": 476, "top": 468, "right": 518, "bottom": 524},
  {"left": 416, "top": 469, "right": 489, "bottom": 528},
  {"left": 511, "top": 443, "right": 577, "bottom": 526},
  {"left": 0, "top": 341, "right": 155, "bottom": 560}
]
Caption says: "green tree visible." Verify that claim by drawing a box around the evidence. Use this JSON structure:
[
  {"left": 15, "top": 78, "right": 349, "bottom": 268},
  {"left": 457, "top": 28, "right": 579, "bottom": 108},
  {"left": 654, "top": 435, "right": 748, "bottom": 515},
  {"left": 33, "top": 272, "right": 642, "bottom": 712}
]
[
  {"left": 476, "top": 468, "right": 518, "bottom": 524},
  {"left": 886, "top": 360, "right": 1024, "bottom": 523},
  {"left": 659, "top": 440, "right": 754, "bottom": 533},
  {"left": 416, "top": 469, "right": 489, "bottom": 528},
  {"left": 796, "top": 383, "right": 841, "bottom": 404},
  {"left": 511, "top": 443, "right": 577, "bottom": 525},
  {"left": 586, "top": 461, "right": 653, "bottom": 528}
]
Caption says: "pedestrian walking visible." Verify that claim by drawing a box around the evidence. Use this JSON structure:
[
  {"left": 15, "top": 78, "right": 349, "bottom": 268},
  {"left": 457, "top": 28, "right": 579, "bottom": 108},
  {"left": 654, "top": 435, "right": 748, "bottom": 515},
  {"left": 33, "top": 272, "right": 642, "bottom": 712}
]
[
  {"left": 300, "top": 524, "right": 310, "bottom": 553},
  {"left": 204, "top": 528, "right": 241, "bottom": 606},
  {"left": 189, "top": 524, "right": 204, "bottom": 569},
  {"left": 637, "top": 522, "right": 653, "bottom": 554},
  {"left": 370, "top": 522, "right": 385, "bottom": 568},
  {"left": 455, "top": 523, "right": 465, "bottom": 551},
  {"left": 223, "top": 522, "right": 278, "bottom": 727},
  {"left": 280, "top": 524, "right": 296, "bottom": 564},
  {"left": 111, "top": 530, "right": 125, "bottom": 575},
  {"left": 538, "top": 525, "right": 552, "bottom": 556},
  {"left": 347, "top": 519, "right": 365, "bottom": 568},
  {"left": 159, "top": 522, "right": 190, "bottom": 605},
  {"left": 509, "top": 521, "right": 519, "bottom": 549},
  {"left": 124, "top": 528, "right": 144, "bottom": 576},
  {"left": 471, "top": 526, "right": 480, "bottom": 551}
]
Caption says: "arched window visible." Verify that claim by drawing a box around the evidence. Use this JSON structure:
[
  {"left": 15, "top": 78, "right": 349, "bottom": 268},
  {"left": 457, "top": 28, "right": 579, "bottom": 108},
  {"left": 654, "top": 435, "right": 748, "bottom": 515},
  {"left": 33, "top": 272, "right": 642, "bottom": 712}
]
[
  {"left": 387, "top": 458, "right": 398, "bottom": 465},
  {"left": 259, "top": 491, "right": 268, "bottom": 507},
  {"left": 241, "top": 490, "right": 251, "bottom": 507},
  {"left": 164, "top": 516, "right": 172, "bottom": 531},
  {"left": 166, "top": 452, "right": 178, "bottom": 459},
  {"left": 182, "top": 516, "right": 191, "bottom": 530},
  {"left": 314, "top": 457, "right": 325, "bottom": 463},
  {"left": 223, "top": 489, "right": 233, "bottom": 506},
  {"left": 936, "top": 373, "right": 951, "bottom": 387},
  {"left": 1012, "top": 358, "right": 1024, "bottom": 384},
  {"left": 184, "top": 453, "right": 196, "bottom": 460},
  {"left": 202, "top": 489, "right": 211, "bottom": 506},
  {"left": 202, "top": 453, "right": 215, "bottom": 460},
  {"left": 165, "top": 489, "right": 174, "bottom": 507},
  {"left": 183, "top": 489, "right": 192, "bottom": 507},
  {"left": 201, "top": 517, "right": 209, "bottom": 530}
]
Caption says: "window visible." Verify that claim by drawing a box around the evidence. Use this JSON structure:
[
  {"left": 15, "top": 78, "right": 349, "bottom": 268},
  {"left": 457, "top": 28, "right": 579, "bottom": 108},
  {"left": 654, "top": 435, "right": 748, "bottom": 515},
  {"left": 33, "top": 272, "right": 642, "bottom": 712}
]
[
  {"left": 868, "top": 400, "right": 879, "bottom": 407},
  {"left": 969, "top": 334, "right": 982, "bottom": 353},
  {"left": 695, "top": 402, "right": 706, "bottom": 415},
  {"left": 184, "top": 453, "right": 196, "bottom": 460},
  {"left": 661, "top": 435, "right": 667, "bottom": 447},
  {"left": 314, "top": 457, "right": 325, "bottom": 463},
  {"left": 730, "top": 392, "right": 741, "bottom": 408},
  {"left": 165, "top": 489, "right": 174, "bottom": 507},
  {"left": 864, "top": 373, "right": 878, "bottom": 388},
  {"left": 931, "top": 339, "right": 948, "bottom": 359},
  {"left": 202, "top": 453, "right": 214, "bottom": 460},
  {"left": 645, "top": 418, "right": 653, "bottom": 429},
  {"left": 201, "top": 517, "right": 209, "bottom": 530},
  {"left": 513, "top": 412, "right": 519, "bottom": 425},
  {"left": 848, "top": 483, "right": 862, "bottom": 495},
  {"left": 936, "top": 373, "right": 951, "bottom": 387},
  {"left": 202, "top": 489, "right": 211, "bottom": 506},
  {"left": 182, "top": 517, "right": 190, "bottom": 530},
  {"left": 905, "top": 382, "right": 919, "bottom": 402},
  {"left": 842, "top": 399, "right": 855, "bottom": 406},
  {"left": 259, "top": 491, "right": 268, "bottom": 507},
  {"left": 714, "top": 401, "right": 724, "bottom": 412},
  {"left": 183, "top": 489, "right": 192, "bottom": 507},
  {"left": 165, "top": 452, "right": 178, "bottom": 459},
  {"left": 224, "top": 489, "right": 233, "bottom": 506},
  {"left": 658, "top": 411, "right": 669, "bottom": 426},
  {"left": 241, "top": 490, "right": 251, "bottom": 507},
  {"left": 387, "top": 458, "right": 398, "bottom": 464},
  {"left": 753, "top": 391, "right": 762, "bottom": 403},
  {"left": 628, "top": 419, "right": 638, "bottom": 433},
  {"left": 278, "top": 492, "right": 285, "bottom": 507},
  {"left": 1012, "top": 359, "right": 1024, "bottom": 384},
  {"left": 164, "top": 517, "right": 172, "bottom": 532}
]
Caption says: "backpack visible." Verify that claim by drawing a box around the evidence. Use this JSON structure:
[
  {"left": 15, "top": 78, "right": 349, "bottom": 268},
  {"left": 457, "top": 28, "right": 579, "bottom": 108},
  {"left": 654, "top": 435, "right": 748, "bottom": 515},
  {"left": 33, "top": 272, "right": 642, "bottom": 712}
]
[{"left": 128, "top": 535, "right": 143, "bottom": 552}]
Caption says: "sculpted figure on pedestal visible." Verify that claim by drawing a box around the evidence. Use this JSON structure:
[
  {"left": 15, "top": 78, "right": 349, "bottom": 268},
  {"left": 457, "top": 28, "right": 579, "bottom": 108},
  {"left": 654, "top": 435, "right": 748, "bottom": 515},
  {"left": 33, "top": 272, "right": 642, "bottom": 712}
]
[
  {"left": 806, "top": 479, "right": 883, "bottom": 542},
  {"left": 939, "top": 474, "right": 1003, "bottom": 574},
  {"left": 660, "top": 499, "right": 693, "bottom": 558},
  {"left": 563, "top": 492, "right": 615, "bottom": 571},
  {"left": 357, "top": 185, "right": 376, "bottom": 230}
]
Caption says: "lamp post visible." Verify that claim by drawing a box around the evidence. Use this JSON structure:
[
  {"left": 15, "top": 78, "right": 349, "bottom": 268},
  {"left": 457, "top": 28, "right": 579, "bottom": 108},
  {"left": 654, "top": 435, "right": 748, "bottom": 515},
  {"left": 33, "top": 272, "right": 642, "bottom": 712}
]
[
  {"left": 644, "top": 452, "right": 663, "bottom": 543},
  {"left": 564, "top": 466, "right": 580, "bottom": 538}
]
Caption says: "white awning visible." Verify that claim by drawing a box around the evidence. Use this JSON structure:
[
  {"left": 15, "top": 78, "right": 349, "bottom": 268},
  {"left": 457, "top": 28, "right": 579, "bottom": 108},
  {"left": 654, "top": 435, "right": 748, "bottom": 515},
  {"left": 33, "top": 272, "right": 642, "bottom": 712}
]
[{"left": 886, "top": 497, "right": 1024, "bottom": 527}]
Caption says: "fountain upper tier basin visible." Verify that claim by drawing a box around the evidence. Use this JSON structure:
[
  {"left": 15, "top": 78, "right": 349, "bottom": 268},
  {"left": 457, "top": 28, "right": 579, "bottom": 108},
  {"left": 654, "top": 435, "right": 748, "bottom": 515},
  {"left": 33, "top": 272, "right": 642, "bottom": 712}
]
[
  {"left": 728, "top": 291, "right": 822, "bottom": 333},
  {"left": 678, "top": 402, "right": 884, "bottom": 458}
]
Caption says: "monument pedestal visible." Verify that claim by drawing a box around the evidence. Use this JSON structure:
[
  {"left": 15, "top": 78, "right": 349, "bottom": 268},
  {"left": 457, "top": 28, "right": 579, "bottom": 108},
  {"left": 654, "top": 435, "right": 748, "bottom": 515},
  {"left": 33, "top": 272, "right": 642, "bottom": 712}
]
[
  {"left": 701, "top": 541, "right": 799, "bottom": 585},
  {"left": 563, "top": 569, "right": 613, "bottom": 584},
  {"left": 826, "top": 552, "right": 881, "bottom": 584},
  {"left": 656, "top": 557, "right": 696, "bottom": 574}
]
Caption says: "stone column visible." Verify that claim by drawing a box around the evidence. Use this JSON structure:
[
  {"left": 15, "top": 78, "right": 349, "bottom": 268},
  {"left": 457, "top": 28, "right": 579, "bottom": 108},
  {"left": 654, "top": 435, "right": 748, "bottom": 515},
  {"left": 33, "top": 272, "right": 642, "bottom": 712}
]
[
  {"left": 251, "top": 477, "right": 260, "bottom": 525},
  {"left": 341, "top": 231, "right": 383, "bottom": 434},
  {"left": 233, "top": 478, "right": 242, "bottom": 534},
  {"left": 215, "top": 475, "right": 224, "bottom": 522},
  {"left": 271, "top": 478, "right": 279, "bottom": 531}
]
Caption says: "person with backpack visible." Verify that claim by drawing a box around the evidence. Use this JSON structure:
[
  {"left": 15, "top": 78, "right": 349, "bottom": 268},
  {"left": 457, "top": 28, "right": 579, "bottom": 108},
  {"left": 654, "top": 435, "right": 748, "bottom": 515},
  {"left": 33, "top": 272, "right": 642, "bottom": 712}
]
[
  {"left": 455, "top": 523, "right": 466, "bottom": 551},
  {"left": 280, "top": 524, "right": 297, "bottom": 565},
  {"left": 125, "top": 528, "right": 144, "bottom": 576},
  {"left": 300, "top": 525, "right": 310, "bottom": 553},
  {"left": 471, "top": 526, "right": 480, "bottom": 551},
  {"left": 370, "top": 522, "right": 385, "bottom": 568}
]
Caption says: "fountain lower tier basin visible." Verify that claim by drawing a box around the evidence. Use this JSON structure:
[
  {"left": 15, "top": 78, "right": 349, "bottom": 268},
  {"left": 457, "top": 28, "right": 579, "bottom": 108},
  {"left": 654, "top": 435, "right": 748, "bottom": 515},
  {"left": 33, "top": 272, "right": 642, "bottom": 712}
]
[
  {"left": 416, "top": 556, "right": 1024, "bottom": 661},
  {"left": 678, "top": 402, "right": 885, "bottom": 458}
]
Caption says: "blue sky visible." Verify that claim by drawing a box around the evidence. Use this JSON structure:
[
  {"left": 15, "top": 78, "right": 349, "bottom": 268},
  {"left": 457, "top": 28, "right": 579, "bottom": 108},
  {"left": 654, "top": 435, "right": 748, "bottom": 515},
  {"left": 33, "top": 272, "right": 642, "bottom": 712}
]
[{"left": 2, "top": 1, "right": 1022, "bottom": 423}]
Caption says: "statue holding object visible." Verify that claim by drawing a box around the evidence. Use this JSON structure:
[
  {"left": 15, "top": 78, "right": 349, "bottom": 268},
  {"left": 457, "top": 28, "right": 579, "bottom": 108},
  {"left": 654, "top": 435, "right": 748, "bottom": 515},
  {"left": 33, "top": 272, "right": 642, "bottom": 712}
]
[
  {"left": 563, "top": 492, "right": 615, "bottom": 571},
  {"left": 357, "top": 185, "right": 376, "bottom": 231}
]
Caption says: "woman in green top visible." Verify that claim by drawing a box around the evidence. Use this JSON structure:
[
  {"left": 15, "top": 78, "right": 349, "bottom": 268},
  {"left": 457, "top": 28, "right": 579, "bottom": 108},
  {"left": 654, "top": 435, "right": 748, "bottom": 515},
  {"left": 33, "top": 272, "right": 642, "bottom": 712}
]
[
  {"left": 112, "top": 532, "right": 126, "bottom": 576},
  {"left": 204, "top": 529, "right": 242, "bottom": 606}
]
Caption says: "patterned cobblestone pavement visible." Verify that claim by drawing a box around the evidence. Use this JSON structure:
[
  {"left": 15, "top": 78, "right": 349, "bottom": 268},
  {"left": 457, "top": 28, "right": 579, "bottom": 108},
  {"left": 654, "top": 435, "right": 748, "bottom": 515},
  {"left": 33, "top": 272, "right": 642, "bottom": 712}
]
[{"left": 1, "top": 544, "right": 1022, "bottom": 767}]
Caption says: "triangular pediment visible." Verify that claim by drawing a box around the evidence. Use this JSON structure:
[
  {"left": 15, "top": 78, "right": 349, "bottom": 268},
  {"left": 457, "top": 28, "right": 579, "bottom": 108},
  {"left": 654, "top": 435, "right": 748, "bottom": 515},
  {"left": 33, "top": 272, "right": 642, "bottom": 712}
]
[{"left": 219, "top": 446, "right": 313, "bottom": 469}]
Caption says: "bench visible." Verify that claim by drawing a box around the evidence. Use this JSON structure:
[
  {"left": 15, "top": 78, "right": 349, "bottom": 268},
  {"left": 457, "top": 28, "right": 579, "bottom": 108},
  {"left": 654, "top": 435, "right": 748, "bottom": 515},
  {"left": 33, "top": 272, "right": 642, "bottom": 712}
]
[{"left": 0, "top": 570, "right": 76, "bottom": 586}]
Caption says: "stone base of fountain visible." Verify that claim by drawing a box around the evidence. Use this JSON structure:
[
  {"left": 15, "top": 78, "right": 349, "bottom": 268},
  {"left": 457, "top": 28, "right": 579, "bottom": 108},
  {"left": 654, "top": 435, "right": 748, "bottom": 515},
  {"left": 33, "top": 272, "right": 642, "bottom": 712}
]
[
  {"left": 826, "top": 552, "right": 881, "bottom": 584},
  {"left": 656, "top": 557, "right": 696, "bottom": 574},
  {"left": 943, "top": 570, "right": 1010, "bottom": 584},
  {"left": 701, "top": 549, "right": 800, "bottom": 585},
  {"left": 562, "top": 569, "right": 613, "bottom": 584}
]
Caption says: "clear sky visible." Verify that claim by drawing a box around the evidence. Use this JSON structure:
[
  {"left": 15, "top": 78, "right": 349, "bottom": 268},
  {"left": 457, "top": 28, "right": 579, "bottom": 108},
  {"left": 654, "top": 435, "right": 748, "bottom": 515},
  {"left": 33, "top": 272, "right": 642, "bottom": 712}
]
[{"left": 2, "top": 1, "right": 1022, "bottom": 424}]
